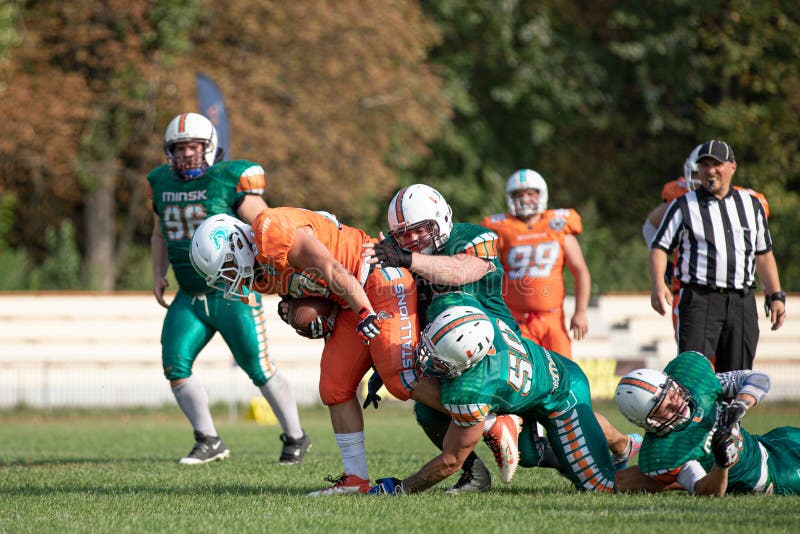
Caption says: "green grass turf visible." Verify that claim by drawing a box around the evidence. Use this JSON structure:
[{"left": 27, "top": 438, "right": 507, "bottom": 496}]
[{"left": 1, "top": 401, "right": 799, "bottom": 533}]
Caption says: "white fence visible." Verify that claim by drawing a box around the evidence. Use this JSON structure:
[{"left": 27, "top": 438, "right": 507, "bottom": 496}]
[{"left": 0, "top": 292, "right": 798, "bottom": 408}]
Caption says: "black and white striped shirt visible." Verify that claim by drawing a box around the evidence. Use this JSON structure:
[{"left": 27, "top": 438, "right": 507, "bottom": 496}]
[{"left": 651, "top": 187, "right": 771, "bottom": 290}]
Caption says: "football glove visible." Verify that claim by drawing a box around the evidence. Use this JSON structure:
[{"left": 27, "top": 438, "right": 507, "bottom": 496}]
[
  {"left": 277, "top": 297, "right": 292, "bottom": 324},
  {"left": 717, "top": 399, "right": 748, "bottom": 434},
  {"left": 711, "top": 424, "right": 740, "bottom": 468},
  {"left": 356, "top": 307, "right": 382, "bottom": 343},
  {"left": 362, "top": 369, "right": 383, "bottom": 409},
  {"left": 372, "top": 239, "right": 412, "bottom": 269},
  {"left": 367, "top": 477, "right": 404, "bottom": 495},
  {"left": 295, "top": 315, "right": 334, "bottom": 340}
]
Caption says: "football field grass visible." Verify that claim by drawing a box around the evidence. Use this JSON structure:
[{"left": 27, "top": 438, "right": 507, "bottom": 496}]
[{"left": 1, "top": 401, "right": 799, "bottom": 533}]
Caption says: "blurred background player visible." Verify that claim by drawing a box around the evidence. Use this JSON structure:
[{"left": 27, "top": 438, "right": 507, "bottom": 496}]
[
  {"left": 615, "top": 352, "right": 800, "bottom": 496},
  {"left": 642, "top": 145, "right": 770, "bottom": 334},
  {"left": 148, "top": 112, "right": 308, "bottom": 465},
  {"left": 481, "top": 169, "right": 590, "bottom": 359}
]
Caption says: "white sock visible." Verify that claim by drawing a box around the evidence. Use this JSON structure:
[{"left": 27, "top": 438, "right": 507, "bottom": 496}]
[
  {"left": 483, "top": 413, "right": 497, "bottom": 433},
  {"left": 259, "top": 370, "right": 303, "bottom": 439},
  {"left": 172, "top": 376, "right": 217, "bottom": 437},
  {"left": 335, "top": 432, "right": 368, "bottom": 480}
]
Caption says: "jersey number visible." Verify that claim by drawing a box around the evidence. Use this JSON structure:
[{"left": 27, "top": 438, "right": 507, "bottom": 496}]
[
  {"left": 163, "top": 204, "right": 207, "bottom": 240},
  {"left": 506, "top": 241, "right": 559, "bottom": 279},
  {"left": 498, "top": 320, "right": 532, "bottom": 395}
]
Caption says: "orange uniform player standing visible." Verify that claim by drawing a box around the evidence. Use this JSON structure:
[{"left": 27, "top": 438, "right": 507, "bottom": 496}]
[{"left": 481, "top": 169, "right": 590, "bottom": 359}]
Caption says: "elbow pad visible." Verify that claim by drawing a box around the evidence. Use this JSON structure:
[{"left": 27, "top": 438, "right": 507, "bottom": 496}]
[
  {"left": 642, "top": 220, "right": 658, "bottom": 247},
  {"left": 740, "top": 371, "right": 770, "bottom": 404}
]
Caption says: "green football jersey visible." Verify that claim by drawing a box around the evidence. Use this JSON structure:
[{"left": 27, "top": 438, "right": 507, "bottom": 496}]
[
  {"left": 638, "top": 352, "right": 765, "bottom": 493},
  {"left": 147, "top": 160, "right": 265, "bottom": 294},
  {"left": 424, "top": 223, "right": 518, "bottom": 332},
  {"left": 430, "top": 292, "right": 571, "bottom": 425}
]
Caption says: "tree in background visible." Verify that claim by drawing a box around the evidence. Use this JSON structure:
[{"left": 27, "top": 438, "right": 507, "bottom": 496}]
[
  {"left": 1, "top": 1, "right": 799, "bottom": 291},
  {"left": 0, "top": 0, "right": 447, "bottom": 290}
]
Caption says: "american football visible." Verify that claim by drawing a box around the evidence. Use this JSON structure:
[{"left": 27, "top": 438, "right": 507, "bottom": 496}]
[{"left": 287, "top": 297, "right": 335, "bottom": 329}]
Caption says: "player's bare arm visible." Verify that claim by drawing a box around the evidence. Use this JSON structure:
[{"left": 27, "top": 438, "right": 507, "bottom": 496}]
[
  {"left": 754, "top": 252, "right": 786, "bottom": 331},
  {"left": 288, "top": 227, "right": 375, "bottom": 314},
  {"left": 401, "top": 422, "right": 483, "bottom": 494},
  {"left": 615, "top": 465, "right": 678, "bottom": 493},
  {"left": 408, "top": 252, "right": 495, "bottom": 286},
  {"left": 648, "top": 248, "right": 672, "bottom": 315},
  {"left": 150, "top": 214, "right": 171, "bottom": 309},
  {"left": 564, "top": 234, "right": 590, "bottom": 340},
  {"left": 235, "top": 194, "right": 269, "bottom": 224},
  {"left": 691, "top": 464, "right": 729, "bottom": 497}
]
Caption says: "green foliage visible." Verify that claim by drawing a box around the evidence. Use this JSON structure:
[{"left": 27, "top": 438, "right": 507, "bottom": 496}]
[{"left": 30, "top": 221, "right": 82, "bottom": 290}]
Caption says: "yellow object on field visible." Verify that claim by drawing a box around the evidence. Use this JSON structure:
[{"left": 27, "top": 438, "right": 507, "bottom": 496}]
[{"left": 246, "top": 397, "right": 278, "bottom": 426}]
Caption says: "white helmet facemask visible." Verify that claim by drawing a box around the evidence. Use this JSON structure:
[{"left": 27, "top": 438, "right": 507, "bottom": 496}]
[
  {"left": 387, "top": 184, "right": 453, "bottom": 254},
  {"left": 615, "top": 368, "right": 694, "bottom": 436},
  {"left": 683, "top": 144, "right": 703, "bottom": 191},
  {"left": 416, "top": 305, "right": 495, "bottom": 378},
  {"left": 505, "top": 169, "right": 548, "bottom": 217},
  {"left": 190, "top": 214, "right": 260, "bottom": 300},
  {"left": 165, "top": 113, "right": 221, "bottom": 181}
]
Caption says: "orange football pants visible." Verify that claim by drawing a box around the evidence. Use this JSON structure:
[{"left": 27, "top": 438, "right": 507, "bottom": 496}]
[
  {"left": 318, "top": 267, "right": 420, "bottom": 405},
  {"left": 513, "top": 307, "right": 572, "bottom": 359}
]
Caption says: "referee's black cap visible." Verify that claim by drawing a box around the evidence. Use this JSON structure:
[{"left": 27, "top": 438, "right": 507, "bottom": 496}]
[{"left": 696, "top": 140, "right": 735, "bottom": 164}]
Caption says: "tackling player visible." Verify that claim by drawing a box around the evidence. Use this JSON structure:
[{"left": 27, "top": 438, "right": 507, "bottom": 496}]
[
  {"left": 367, "top": 292, "right": 619, "bottom": 495},
  {"left": 480, "top": 169, "right": 590, "bottom": 359},
  {"left": 614, "top": 352, "right": 800, "bottom": 496},
  {"left": 188, "top": 208, "right": 518, "bottom": 496},
  {"left": 363, "top": 184, "right": 638, "bottom": 491},
  {"left": 148, "top": 112, "right": 308, "bottom": 466}
]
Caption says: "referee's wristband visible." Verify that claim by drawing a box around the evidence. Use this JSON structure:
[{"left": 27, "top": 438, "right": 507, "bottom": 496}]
[{"left": 768, "top": 290, "right": 786, "bottom": 303}]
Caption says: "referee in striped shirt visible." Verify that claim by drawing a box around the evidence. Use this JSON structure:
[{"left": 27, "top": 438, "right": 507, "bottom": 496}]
[{"left": 649, "top": 140, "right": 786, "bottom": 371}]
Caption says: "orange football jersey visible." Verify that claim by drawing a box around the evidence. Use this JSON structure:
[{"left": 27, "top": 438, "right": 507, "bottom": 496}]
[
  {"left": 251, "top": 207, "right": 375, "bottom": 306},
  {"left": 481, "top": 209, "right": 582, "bottom": 313}
]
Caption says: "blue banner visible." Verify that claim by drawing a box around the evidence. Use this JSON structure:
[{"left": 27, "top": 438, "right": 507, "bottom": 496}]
[{"left": 196, "top": 73, "right": 230, "bottom": 160}]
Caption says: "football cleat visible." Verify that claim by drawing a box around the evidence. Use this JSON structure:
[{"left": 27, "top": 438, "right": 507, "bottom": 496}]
[
  {"left": 483, "top": 414, "right": 522, "bottom": 483},
  {"left": 179, "top": 431, "right": 230, "bottom": 465},
  {"left": 614, "top": 433, "right": 643, "bottom": 469},
  {"left": 307, "top": 473, "right": 371, "bottom": 496},
  {"left": 279, "top": 431, "right": 311, "bottom": 465},
  {"left": 445, "top": 456, "right": 491, "bottom": 494}
]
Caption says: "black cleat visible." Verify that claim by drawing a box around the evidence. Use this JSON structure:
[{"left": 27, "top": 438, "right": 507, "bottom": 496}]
[
  {"left": 179, "top": 431, "right": 230, "bottom": 465},
  {"left": 279, "top": 431, "right": 311, "bottom": 465},
  {"left": 445, "top": 456, "right": 491, "bottom": 494}
]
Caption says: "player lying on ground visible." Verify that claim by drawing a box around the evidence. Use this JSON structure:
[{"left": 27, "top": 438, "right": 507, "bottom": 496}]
[
  {"left": 615, "top": 352, "right": 800, "bottom": 496},
  {"left": 368, "top": 291, "right": 624, "bottom": 495}
]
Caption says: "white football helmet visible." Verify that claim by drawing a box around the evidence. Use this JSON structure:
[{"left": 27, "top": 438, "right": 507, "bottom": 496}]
[
  {"left": 190, "top": 214, "right": 259, "bottom": 300},
  {"left": 416, "top": 305, "right": 495, "bottom": 378},
  {"left": 164, "top": 112, "right": 221, "bottom": 181},
  {"left": 682, "top": 144, "right": 703, "bottom": 191},
  {"left": 505, "top": 169, "right": 548, "bottom": 217},
  {"left": 387, "top": 184, "right": 453, "bottom": 254},
  {"left": 615, "top": 368, "right": 694, "bottom": 436}
]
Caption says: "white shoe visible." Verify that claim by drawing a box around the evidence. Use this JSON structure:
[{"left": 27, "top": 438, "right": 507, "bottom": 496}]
[{"left": 482, "top": 414, "right": 522, "bottom": 483}]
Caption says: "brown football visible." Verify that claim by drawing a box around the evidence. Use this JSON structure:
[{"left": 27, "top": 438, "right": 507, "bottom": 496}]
[{"left": 288, "top": 297, "right": 336, "bottom": 329}]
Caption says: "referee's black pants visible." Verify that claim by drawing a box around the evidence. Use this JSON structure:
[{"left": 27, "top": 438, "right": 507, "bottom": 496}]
[{"left": 676, "top": 284, "right": 759, "bottom": 372}]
